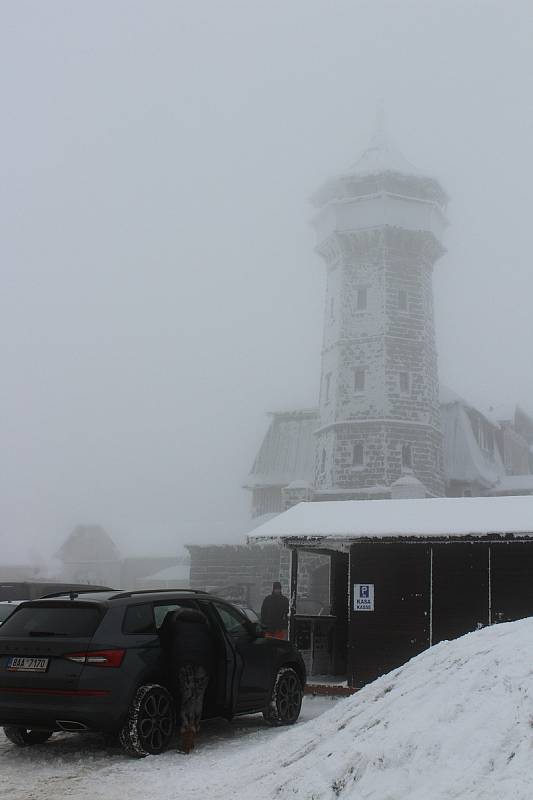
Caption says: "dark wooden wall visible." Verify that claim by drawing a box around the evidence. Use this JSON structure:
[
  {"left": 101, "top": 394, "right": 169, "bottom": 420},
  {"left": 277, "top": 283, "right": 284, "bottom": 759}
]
[
  {"left": 330, "top": 552, "right": 349, "bottom": 675},
  {"left": 491, "top": 543, "right": 533, "bottom": 623},
  {"left": 349, "top": 543, "right": 430, "bottom": 687},
  {"left": 347, "top": 540, "right": 533, "bottom": 688},
  {"left": 432, "top": 543, "right": 489, "bottom": 643}
]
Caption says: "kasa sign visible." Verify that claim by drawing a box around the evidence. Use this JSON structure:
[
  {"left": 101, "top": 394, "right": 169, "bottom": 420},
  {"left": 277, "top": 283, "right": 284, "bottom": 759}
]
[{"left": 354, "top": 583, "right": 375, "bottom": 612}]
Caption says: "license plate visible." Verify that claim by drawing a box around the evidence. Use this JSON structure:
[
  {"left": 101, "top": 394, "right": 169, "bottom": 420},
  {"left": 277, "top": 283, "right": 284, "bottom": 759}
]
[{"left": 7, "top": 657, "right": 50, "bottom": 673}]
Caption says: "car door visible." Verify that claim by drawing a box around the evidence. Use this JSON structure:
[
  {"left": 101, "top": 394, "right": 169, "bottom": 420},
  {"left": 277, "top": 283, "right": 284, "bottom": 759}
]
[{"left": 211, "top": 601, "right": 272, "bottom": 713}]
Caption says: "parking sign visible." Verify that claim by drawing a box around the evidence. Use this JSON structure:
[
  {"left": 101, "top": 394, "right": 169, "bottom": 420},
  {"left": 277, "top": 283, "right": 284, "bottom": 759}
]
[{"left": 354, "top": 583, "right": 374, "bottom": 611}]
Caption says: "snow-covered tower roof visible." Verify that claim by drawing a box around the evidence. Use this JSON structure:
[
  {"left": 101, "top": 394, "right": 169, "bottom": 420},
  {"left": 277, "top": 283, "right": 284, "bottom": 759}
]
[
  {"left": 312, "top": 111, "right": 448, "bottom": 233},
  {"left": 348, "top": 105, "right": 420, "bottom": 177}
]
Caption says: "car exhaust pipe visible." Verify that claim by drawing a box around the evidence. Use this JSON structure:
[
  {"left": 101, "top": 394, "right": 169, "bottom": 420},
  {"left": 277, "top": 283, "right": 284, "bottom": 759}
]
[{"left": 56, "top": 720, "right": 88, "bottom": 732}]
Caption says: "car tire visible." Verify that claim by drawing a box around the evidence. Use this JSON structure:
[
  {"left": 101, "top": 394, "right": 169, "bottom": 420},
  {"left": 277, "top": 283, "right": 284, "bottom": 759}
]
[
  {"left": 263, "top": 666, "right": 303, "bottom": 726},
  {"left": 3, "top": 727, "right": 53, "bottom": 746},
  {"left": 118, "top": 684, "right": 174, "bottom": 758}
]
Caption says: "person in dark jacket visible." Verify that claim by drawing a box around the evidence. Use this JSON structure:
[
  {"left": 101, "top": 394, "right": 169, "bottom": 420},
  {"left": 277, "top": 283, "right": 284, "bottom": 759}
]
[
  {"left": 260, "top": 581, "right": 289, "bottom": 639},
  {"left": 159, "top": 606, "right": 213, "bottom": 753}
]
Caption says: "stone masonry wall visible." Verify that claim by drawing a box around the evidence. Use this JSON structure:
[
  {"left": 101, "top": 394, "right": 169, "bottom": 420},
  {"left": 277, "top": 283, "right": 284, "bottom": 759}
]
[
  {"left": 315, "top": 226, "right": 444, "bottom": 496},
  {"left": 188, "top": 544, "right": 332, "bottom": 615}
]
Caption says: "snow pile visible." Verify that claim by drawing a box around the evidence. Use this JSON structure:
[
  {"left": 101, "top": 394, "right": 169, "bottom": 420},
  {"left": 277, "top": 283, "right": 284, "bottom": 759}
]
[{"left": 222, "top": 619, "right": 533, "bottom": 799}]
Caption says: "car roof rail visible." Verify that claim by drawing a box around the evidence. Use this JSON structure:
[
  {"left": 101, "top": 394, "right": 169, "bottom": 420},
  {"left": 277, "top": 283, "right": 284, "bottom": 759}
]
[
  {"left": 109, "top": 588, "right": 208, "bottom": 600},
  {"left": 39, "top": 588, "right": 116, "bottom": 599}
]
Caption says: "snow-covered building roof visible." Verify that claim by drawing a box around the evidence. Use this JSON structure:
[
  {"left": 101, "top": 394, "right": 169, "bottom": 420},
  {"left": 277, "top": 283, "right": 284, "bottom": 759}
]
[
  {"left": 140, "top": 564, "right": 190, "bottom": 582},
  {"left": 312, "top": 111, "right": 448, "bottom": 211},
  {"left": 491, "top": 475, "right": 533, "bottom": 495},
  {"left": 483, "top": 403, "right": 533, "bottom": 437},
  {"left": 441, "top": 400, "right": 504, "bottom": 489},
  {"left": 439, "top": 385, "right": 501, "bottom": 428},
  {"left": 248, "top": 495, "right": 533, "bottom": 542},
  {"left": 244, "top": 409, "right": 319, "bottom": 489},
  {"left": 56, "top": 525, "right": 121, "bottom": 563}
]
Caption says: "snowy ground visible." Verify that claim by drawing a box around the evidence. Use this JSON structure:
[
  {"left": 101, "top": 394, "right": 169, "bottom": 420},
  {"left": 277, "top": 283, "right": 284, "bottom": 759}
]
[
  {"left": 0, "top": 696, "right": 339, "bottom": 800},
  {"left": 4, "top": 620, "right": 533, "bottom": 799}
]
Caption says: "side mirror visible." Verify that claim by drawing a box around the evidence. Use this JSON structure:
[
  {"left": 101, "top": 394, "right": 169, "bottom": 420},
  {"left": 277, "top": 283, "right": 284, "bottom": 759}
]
[{"left": 249, "top": 621, "right": 264, "bottom": 638}]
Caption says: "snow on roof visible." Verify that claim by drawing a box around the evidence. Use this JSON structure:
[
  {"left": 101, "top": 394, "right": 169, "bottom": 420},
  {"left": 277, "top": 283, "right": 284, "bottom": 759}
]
[
  {"left": 244, "top": 408, "right": 319, "bottom": 489},
  {"left": 439, "top": 384, "right": 501, "bottom": 428},
  {"left": 486, "top": 402, "right": 516, "bottom": 423},
  {"left": 56, "top": 525, "right": 121, "bottom": 562},
  {"left": 141, "top": 564, "right": 190, "bottom": 582},
  {"left": 493, "top": 475, "right": 533, "bottom": 493},
  {"left": 348, "top": 120, "right": 419, "bottom": 178},
  {"left": 441, "top": 402, "right": 504, "bottom": 488},
  {"left": 248, "top": 495, "right": 533, "bottom": 542}
]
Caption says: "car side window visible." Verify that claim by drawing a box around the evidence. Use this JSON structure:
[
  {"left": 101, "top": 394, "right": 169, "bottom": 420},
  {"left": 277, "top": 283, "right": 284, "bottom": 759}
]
[
  {"left": 153, "top": 600, "right": 196, "bottom": 629},
  {"left": 213, "top": 602, "right": 249, "bottom": 640},
  {"left": 123, "top": 603, "right": 156, "bottom": 635}
]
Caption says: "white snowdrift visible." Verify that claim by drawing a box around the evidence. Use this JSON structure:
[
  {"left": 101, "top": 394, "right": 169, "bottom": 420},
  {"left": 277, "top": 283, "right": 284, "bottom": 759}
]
[{"left": 216, "top": 618, "right": 533, "bottom": 799}]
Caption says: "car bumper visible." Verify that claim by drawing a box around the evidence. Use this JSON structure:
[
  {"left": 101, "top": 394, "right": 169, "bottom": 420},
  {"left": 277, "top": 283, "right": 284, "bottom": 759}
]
[{"left": 0, "top": 687, "right": 126, "bottom": 732}]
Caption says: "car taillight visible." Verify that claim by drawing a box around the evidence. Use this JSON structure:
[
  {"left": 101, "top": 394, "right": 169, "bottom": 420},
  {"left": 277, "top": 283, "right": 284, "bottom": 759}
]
[{"left": 64, "top": 650, "right": 125, "bottom": 668}]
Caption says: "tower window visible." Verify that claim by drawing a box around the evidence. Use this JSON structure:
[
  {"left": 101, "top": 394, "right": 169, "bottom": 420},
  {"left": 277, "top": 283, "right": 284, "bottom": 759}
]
[
  {"left": 354, "top": 368, "right": 366, "bottom": 393},
  {"left": 320, "top": 449, "right": 326, "bottom": 473},
  {"left": 324, "top": 373, "right": 331, "bottom": 402},
  {"left": 398, "top": 289, "right": 408, "bottom": 311},
  {"left": 402, "top": 443, "right": 413, "bottom": 469},
  {"left": 399, "top": 372, "right": 410, "bottom": 395},
  {"left": 352, "top": 442, "right": 364, "bottom": 467},
  {"left": 356, "top": 287, "right": 368, "bottom": 310}
]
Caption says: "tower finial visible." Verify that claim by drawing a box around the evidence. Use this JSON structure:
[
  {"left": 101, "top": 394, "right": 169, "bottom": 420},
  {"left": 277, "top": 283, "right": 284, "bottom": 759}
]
[{"left": 372, "top": 100, "right": 386, "bottom": 146}]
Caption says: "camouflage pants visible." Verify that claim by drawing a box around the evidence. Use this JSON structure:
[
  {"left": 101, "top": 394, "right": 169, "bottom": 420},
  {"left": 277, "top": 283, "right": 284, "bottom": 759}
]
[{"left": 177, "top": 664, "right": 209, "bottom": 734}]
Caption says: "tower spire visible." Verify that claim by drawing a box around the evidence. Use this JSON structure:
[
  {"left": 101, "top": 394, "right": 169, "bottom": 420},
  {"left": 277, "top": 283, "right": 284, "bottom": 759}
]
[
  {"left": 372, "top": 100, "right": 386, "bottom": 146},
  {"left": 348, "top": 104, "right": 418, "bottom": 177}
]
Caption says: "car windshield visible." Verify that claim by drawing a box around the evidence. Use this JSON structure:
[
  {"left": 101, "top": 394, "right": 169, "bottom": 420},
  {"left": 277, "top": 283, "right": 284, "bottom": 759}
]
[
  {"left": 0, "top": 605, "right": 16, "bottom": 624},
  {"left": 0, "top": 605, "right": 102, "bottom": 637}
]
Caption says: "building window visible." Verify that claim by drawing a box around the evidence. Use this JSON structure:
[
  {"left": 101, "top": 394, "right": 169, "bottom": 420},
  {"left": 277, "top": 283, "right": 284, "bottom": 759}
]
[
  {"left": 402, "top": 443, "right": 412, "bottom": 469},
  {"left": 356, "top": 287, "right": 368, "bottom": 310},
  {"left": 320, "top": 449, "right": 326, "bottom": 473},
  {"left": 330, "top": 297, "right": 334, "bottom": 320},
  {"left": 399, "top": 372, "right": 410, "bottom": 395},
  {"left": 324, "top": 373, "right": 331, "bottom": 402},
  {"left": 354, "top": 368, "right": 365, "bottom": 393},
  {"left": 398, "top": 289, "right": 408, "bottom": 311},
  {"left": 352, "top": 442, "right": 364, "bottom": 467}
]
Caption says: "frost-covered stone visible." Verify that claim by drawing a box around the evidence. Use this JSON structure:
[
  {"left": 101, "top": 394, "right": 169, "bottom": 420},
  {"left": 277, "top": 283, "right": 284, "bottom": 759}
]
[{"left": 313, "top": 131, "right": 447, "bottom": 498}]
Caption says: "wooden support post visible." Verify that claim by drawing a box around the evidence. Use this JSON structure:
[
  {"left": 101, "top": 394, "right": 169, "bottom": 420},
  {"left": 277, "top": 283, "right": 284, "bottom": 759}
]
[{"left": 288, "top": 547, "right": 298, "bottom": 643}]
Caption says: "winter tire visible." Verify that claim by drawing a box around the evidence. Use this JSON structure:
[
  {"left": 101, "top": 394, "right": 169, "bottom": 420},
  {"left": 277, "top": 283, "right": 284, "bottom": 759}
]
[
  {"left": 118, "top": 684, "right": 174, "bottom": 758},
  {"left": 3, "top": 727, "right": 53, "bottom": 746},
  {"left": 263, "top": 667, "right": 303, "bottom": 726}
]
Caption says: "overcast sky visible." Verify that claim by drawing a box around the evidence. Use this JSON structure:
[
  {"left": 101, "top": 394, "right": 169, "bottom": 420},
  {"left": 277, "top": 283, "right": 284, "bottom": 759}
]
[{"left": 1, "top": 0, "right": 532, "bottom": 564}]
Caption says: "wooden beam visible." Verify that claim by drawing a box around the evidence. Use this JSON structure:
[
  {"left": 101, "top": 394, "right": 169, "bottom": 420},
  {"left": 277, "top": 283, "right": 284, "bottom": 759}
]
[{"left": 288, "top": 547, "right": 298, "bottom": 643}]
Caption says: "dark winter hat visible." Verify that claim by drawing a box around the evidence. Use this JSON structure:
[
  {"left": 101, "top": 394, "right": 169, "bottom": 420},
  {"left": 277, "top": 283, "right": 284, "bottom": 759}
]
[{"left": 272, "top": 581, "right": 282, "bottom": 591}]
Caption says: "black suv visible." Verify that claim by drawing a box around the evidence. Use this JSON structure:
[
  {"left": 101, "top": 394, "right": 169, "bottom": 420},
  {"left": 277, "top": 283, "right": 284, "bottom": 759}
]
[{"left": 0, "top": 589, "right": 305, "bottom": 756}]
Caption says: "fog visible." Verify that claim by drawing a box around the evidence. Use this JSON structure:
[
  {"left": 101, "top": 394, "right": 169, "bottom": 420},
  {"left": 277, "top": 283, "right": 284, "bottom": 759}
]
[{"left": 1, "top": 1, "right": 532, "bottom": 564}]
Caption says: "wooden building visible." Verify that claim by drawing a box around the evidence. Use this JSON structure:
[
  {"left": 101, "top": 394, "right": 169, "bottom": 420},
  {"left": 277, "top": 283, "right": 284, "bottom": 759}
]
[{"left": 248, "top": 495, "right": 533, "bottom": 687}]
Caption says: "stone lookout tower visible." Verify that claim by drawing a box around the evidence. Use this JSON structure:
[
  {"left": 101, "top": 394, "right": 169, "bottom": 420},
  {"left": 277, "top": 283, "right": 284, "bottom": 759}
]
[{"left": 312, "top": 114, "right": 448, "bottom": 498}]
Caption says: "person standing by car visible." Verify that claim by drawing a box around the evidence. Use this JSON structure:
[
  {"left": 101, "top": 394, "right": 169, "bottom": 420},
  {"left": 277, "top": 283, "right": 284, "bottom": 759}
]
[
  {"left": 159, "top": 606, "right": 213, "bottom": 754},
  {"left": 260, "top": 581, "right": 289, "bottom": 640}
]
